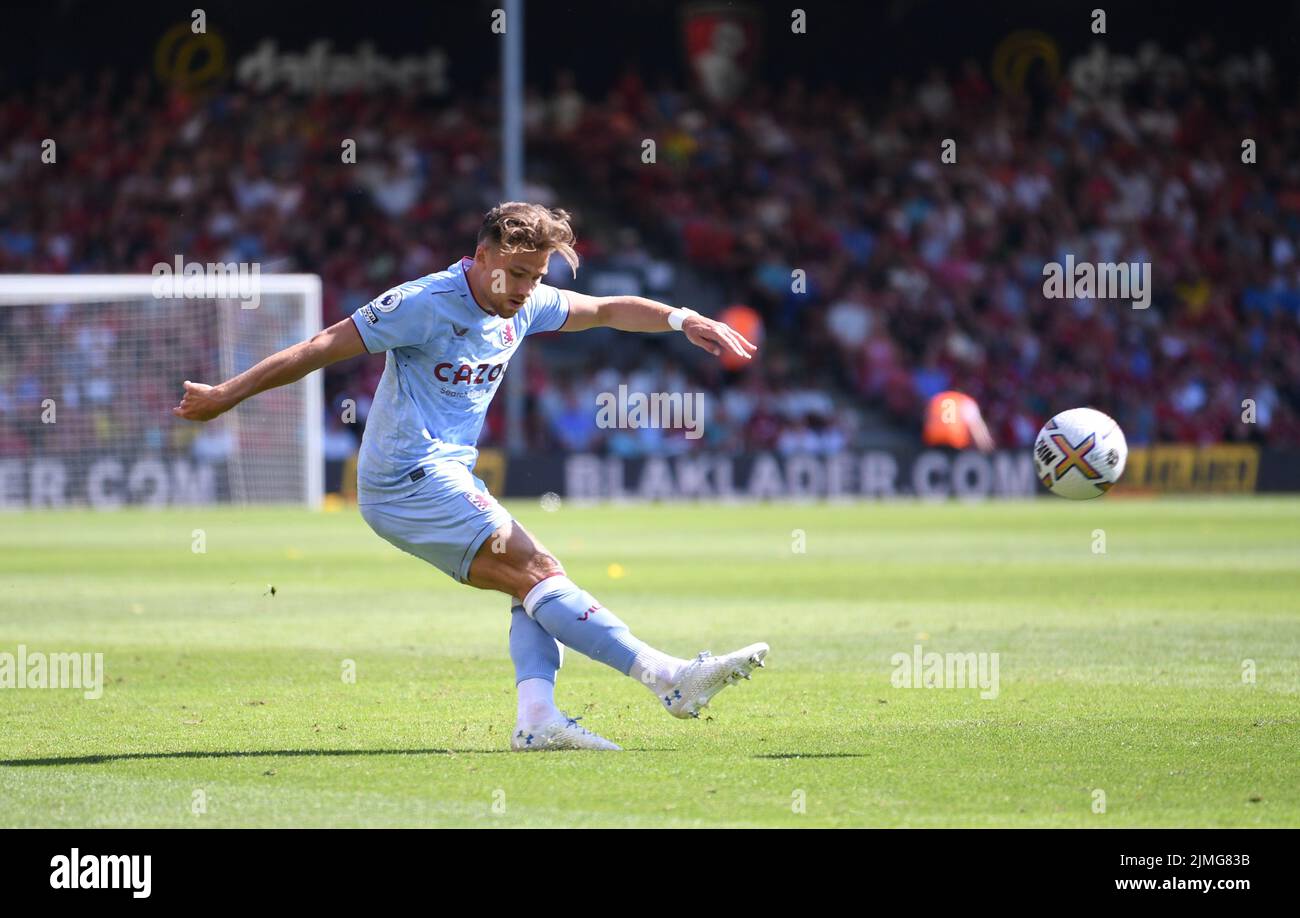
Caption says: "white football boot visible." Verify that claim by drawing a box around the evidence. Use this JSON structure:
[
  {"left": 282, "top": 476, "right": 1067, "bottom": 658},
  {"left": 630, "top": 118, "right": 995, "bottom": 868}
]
[
  {"left": 510, "top": 711, "right": 622, "bottom": 751},
  {"left": 661, "top": 642, "right": 769, "bottom": 719}
]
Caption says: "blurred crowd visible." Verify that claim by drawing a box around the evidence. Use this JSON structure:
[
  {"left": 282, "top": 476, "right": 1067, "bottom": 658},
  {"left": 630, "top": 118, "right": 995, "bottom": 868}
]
[
  {"left": 549, "top": 42, "right": 1300, "bottom": 449},
  {"left": 2, "top": 34, "right": 1299, "bottom": 464}
]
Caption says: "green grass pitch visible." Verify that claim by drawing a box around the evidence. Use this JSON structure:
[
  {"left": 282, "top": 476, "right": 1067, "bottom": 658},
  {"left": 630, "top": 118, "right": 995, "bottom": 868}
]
[{"left": 2, "top": 497, "right": 1297, "bottom": 827}]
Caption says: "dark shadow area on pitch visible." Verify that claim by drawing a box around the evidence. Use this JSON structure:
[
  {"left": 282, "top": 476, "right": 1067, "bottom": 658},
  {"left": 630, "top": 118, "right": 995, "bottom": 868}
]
[
  {"left": 0, "top": 748, "right": 515, "bottom": 766},
  {"left": 753, "top": 753, "right": 870, "bottom": 759}
]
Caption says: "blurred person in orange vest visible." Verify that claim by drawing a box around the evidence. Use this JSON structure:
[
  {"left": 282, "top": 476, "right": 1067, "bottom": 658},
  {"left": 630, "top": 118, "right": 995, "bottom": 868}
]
[
  {"left": 923, "top": 390, "right": 994, "bottom": 452},
  {"left": 717, "top": 304, "right": 763, "bottom": 371}
]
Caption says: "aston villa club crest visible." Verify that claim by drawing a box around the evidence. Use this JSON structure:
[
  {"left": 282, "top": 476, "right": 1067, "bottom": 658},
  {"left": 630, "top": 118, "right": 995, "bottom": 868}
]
[
  {"left": 463, "top": 491, "right": 493, "bottom": 512},
  {"left": 499, "top": 321, "right": 516, "bottom": 348}
]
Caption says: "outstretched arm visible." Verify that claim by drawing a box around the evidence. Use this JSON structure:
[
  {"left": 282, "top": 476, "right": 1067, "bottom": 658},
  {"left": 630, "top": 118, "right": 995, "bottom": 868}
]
[
  {"left": 172, "top": 317, "right": 368, "bottom": 422},
  {"left": 558, "top": 291, "right": 757, "bottom": 361}
]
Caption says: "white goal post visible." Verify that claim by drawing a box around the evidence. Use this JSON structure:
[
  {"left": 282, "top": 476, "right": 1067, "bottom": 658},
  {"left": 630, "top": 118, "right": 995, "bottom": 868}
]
[{"left": 0, "top": 274, "right": 323, "bottom": 510}]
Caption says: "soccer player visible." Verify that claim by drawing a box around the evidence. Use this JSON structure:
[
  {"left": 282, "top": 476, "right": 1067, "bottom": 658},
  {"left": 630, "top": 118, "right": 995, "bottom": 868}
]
[{"left": 173, "top": 202, "right": 769, "bottom": 751}]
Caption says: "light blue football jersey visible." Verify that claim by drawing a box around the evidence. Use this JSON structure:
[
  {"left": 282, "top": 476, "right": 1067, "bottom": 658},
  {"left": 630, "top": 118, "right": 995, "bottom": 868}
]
[{"left": 348, "top": 257, "right": 570, "bottom": 504}]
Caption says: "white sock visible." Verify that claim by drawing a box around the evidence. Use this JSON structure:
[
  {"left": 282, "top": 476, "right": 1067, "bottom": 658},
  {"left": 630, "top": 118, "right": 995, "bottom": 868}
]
[
  {"left": 628, "top": 648, "right": 690, "bottom": 697},
  {"left": 516, "top": 677, "right": 560, "bottom": 725}
]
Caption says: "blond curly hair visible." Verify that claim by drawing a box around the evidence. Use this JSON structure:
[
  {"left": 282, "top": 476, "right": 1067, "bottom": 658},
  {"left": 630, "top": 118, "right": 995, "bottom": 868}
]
[{"left": 477, "top": 202, "right": 579, "bottom": 276}]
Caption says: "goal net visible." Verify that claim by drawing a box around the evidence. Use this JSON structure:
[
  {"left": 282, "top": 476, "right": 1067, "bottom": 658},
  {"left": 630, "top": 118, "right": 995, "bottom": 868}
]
[{"left": 0, "top": 274, "right": 322, "bottom": 510}]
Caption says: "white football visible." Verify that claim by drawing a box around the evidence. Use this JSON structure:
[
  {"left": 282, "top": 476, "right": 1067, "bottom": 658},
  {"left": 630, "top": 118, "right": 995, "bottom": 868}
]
[{"left": 1032, "top": 407, "right": 1128, "bottom": 500}]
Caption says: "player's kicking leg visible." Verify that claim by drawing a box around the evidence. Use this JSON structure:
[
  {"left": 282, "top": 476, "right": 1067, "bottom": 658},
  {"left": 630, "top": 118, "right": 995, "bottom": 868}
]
[
  {"left": 358, "top": 468, "right": 634, "bottom": 751},
  {"left": 469, "top": 520, "right": 770, "bottom": 749}
]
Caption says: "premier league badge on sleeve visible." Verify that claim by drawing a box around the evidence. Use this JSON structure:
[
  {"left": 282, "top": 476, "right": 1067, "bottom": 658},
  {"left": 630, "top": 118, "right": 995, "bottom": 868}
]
[{"left": 372, "top": 288, "right": 404, "bottom": 313}]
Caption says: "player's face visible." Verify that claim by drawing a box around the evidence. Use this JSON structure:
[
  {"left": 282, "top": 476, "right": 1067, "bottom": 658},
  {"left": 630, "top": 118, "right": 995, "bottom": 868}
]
[{"left": 477, "top": 246, "right": 552, "bottom": 318}]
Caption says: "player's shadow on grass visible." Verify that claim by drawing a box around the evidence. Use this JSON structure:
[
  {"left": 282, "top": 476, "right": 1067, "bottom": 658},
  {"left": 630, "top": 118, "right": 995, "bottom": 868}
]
[{"left": 0, "top": 748, "right": 514, "bottom": 767}]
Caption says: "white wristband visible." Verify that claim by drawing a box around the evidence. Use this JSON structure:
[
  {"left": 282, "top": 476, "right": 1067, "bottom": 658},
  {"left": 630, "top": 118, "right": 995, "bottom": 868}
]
[{"left": 668, "top": 307, "right": 698, "bottom": 331}]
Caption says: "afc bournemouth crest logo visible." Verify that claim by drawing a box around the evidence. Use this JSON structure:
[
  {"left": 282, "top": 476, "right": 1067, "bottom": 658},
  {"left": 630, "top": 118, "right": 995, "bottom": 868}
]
[{"left": 499, "top": 321, "right": 516, "bottom": 348}]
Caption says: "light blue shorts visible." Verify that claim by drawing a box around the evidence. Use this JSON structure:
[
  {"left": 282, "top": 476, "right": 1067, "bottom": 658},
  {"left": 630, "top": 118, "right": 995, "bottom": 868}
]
[{"left": 358, "top": 463, "right": 514, "bottom": 583}]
